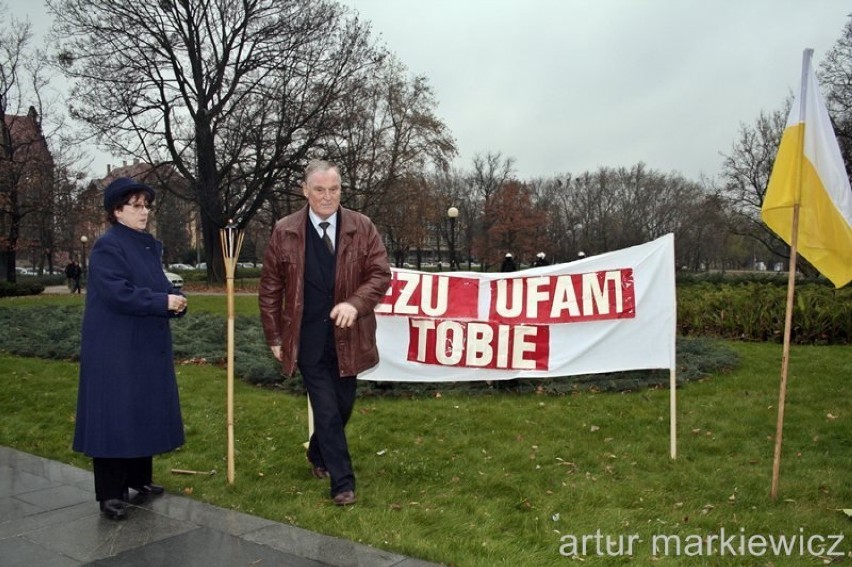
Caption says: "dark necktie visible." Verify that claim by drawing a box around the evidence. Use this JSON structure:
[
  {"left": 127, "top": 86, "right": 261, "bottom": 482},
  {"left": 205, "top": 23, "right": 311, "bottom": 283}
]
[{"left": 319, "top": 221, "right": 334, "bottom": 253}]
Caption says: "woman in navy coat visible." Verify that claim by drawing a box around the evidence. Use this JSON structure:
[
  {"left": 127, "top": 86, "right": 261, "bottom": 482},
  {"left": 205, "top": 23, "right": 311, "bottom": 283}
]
[{"left": 73, "top": 177, "right": 188, "bottom": 520}]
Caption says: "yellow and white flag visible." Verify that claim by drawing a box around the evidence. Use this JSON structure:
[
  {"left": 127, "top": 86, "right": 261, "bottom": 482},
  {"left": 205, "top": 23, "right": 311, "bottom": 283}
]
[{"left": 762, "top": 49, "right": 852, "bottom": 288}]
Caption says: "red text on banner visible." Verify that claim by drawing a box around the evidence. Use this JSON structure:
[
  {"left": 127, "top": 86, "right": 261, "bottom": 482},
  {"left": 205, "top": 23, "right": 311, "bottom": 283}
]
[
  {"left": 407, "top": 318, "right": 550, "bottom": 370},
  {"left": 377, "top": 271, "right": 479, "bottom": 319},
  {"left": 490, "top": 269, "right": 635, "bottom": 324}
]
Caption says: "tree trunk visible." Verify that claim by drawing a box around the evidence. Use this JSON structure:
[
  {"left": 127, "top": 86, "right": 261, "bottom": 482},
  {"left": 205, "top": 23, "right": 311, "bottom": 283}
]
[
  {"left": 196, "top": 119, "right": 226, "bottom": 283},
  {"left": 3, "top": 189, "right": 20, "bottom": 283}
]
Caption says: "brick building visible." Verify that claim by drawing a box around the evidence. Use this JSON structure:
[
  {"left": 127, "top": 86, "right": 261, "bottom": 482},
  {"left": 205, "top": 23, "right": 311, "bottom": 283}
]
[{"left": 0, "top": 106, "right": 56, "bottom": 276}]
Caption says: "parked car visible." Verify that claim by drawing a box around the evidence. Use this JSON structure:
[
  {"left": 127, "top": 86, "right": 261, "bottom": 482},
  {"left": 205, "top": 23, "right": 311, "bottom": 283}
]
[
  {"left": 168, "top": 263, "right": 194, "bottom": 271},
  {"left": 163, "top": 270, "right": 184, "bottom": 289}
]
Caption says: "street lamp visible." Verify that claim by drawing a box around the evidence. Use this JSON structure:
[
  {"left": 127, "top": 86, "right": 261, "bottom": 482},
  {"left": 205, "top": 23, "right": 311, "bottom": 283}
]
[
  {"left": 447, "top": 206, "right": 459, "bottom": 270},
  {"left": 80, "top": 235, "right": 89, "bottom": 272}
]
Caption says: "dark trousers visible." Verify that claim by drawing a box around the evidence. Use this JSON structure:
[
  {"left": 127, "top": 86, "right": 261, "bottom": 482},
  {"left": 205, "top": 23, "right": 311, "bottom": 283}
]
[
  {"left": 299, "top": 354, "right": 357, "bottom": 497},
  {"left": 92, "top": 456, "right": 152, "bottom": 501}
]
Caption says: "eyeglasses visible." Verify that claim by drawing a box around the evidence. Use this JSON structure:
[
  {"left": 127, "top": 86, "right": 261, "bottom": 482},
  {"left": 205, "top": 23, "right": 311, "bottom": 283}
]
[{"left": 125, "top": 203, "right": 153, "bottom": 212}]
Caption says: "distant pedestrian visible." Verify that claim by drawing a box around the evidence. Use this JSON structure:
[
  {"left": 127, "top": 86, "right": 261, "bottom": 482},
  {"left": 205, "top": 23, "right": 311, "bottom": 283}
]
[
  {"left": 533, "top": 252, "right": 550, "bottom": 267},
  {"left": 500, "top": 253, "right": 517, "bottom": 272},
  {"left": 65, "top": 260, "right": 82, "bottom": 293}
]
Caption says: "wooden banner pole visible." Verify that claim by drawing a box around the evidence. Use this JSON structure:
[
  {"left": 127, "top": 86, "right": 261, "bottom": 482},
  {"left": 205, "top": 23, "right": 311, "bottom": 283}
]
[
  {"left": 220, "top": 222, "right": 244, "bottom": 486},
  {"left": 770, "top": 204, "right": 800, "bottom": 500}
]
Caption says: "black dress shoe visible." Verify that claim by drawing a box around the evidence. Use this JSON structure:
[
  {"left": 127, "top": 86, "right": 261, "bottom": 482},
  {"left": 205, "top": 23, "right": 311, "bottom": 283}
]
[
  {"left": 99, "top": 498, "right": 129, "bottom": 520},
  {"left": 132, "top": 483, "right": 165, "bottom": 496},
  {"left": 126, "top": 483, "right": 165, "bottom": 503}
]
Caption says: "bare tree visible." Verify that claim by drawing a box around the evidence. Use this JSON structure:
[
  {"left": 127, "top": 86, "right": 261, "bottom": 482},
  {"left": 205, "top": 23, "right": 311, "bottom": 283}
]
[
  {"left": 379, "top": 176, "right": 437, "bottom": 268},
  {"left": 523, "top": 164, "right": 718, "bottom": 269},
  {"left": 718, "top": 19, "right": 852, "bottom": 276},
  {"left": 0, "top": 10, "right": 59, "bottom": 282},
  {"left": 719, "top": 107, "right": 790, "bottom": 262},
  {"left": 427, "top": 168, "right": 476, "bottom": 268},
  {"left": 820, "top": 14, "right": 852, "bottom": 178},
  {"left": 481, "top": 180, "right": 547, "bottom": 266},
  {"left": 468, "top": 151, "right": 515, "bottom": 270},
  {"left": 326, "top": 56, "right": 456, "bottom": 219},
  {"left": 524, "top": 176, "right": 565, "bottom": 262},
  {"left": 49, "top": 0, "right": 384, "bottom": 281}
]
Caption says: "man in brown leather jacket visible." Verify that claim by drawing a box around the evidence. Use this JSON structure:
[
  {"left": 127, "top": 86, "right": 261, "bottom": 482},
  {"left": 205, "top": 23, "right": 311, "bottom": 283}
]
[{"left": 259, "top": 160, "right": 391, "bottom": 506}]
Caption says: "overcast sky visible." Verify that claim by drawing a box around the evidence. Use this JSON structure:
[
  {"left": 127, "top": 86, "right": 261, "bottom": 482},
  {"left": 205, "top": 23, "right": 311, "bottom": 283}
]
[{"left": 7, "top": 0, "right": 851, "bottom": 181}]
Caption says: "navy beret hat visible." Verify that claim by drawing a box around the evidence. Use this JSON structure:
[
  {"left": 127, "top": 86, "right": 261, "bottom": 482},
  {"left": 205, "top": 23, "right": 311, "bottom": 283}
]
[{"left": 103, "top": 177, "right": 156, "bottom": 211}]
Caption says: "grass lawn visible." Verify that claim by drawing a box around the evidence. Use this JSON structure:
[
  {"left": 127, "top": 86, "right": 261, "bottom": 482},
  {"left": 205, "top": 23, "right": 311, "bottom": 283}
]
[{"left": 0, "top": 294, "right": 850, "bottom": 565}]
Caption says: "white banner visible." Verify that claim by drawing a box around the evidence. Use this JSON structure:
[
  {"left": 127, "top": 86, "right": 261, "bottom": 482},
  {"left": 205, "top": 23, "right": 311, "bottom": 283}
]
[{"left": 361, "top": 234, "right": 676, "bottom": 382}]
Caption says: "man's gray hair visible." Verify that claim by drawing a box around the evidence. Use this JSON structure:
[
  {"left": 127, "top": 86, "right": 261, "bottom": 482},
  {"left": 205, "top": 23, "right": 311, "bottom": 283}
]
[{"left": 304, "top": 159, "right": 340, "bottom": 182}]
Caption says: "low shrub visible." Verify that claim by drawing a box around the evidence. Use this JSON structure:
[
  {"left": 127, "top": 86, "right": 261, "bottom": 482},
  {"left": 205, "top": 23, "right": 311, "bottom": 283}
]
[
  {"left": 0, "top": 281, "right": 46, "bottom": 297},
  {"left": 0, "top": 303, "right": 737, "bottom": 394},
  {"left": 678, "top": 282, "right": 850, "bottom": 344}
]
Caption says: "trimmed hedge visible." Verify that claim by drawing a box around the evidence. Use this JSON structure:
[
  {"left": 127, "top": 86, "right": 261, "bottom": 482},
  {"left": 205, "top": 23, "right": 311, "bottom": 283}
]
[
  {"left": 0, "top": 281, "right": 46, "bottom": 297},
  {"left": 677, "top": 282, "right": 850, "bottom": 345},
  {"left": 1, "top": 279, "right": 846, "bottom": 392},
  {"left": 0, "top": 304, "right": 736, "bottom": 393}
]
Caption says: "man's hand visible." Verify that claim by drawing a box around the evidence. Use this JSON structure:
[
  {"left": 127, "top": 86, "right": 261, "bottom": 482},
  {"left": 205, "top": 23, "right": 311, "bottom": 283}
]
[
  {"left": 330, "top": 301, "right": 358, "bottom": 328},
  {"left": 270, "top": 345, "right": 283, "bottom": 362}
]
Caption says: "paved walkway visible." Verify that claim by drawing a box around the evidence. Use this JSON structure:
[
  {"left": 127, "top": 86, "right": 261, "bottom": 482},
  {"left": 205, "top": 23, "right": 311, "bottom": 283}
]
[
  {"left": 44, "top": 285, "right": 80, "bottom": 295},
  {"left": 0, "top": 446, "right": 439, "bottom": 567}
]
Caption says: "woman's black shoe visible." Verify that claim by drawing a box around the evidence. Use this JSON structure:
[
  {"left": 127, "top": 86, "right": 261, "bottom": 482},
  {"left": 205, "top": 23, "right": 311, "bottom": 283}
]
[
  {"left": 99, "top": 498, "right": 129, "bottom": 520},
  {"left": 132, "top": 483, "right": 165, "bottom": 496}
]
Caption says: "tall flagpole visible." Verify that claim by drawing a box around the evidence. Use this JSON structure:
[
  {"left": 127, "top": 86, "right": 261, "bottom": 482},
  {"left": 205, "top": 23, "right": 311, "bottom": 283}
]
[
  {"left": 220, "top": 220, "right": 244, "bottom": 485},
  {"left": 770, "top": 49, "right": 811, "bottom": 501},
  {"left": 770, "top": 206, "right": 799, "bottom": 500}
]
